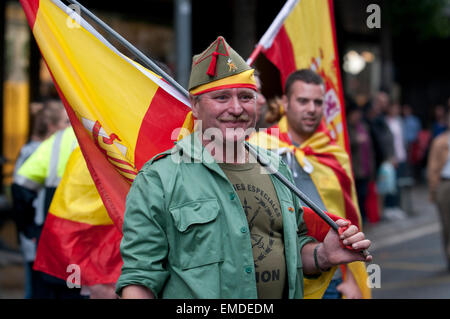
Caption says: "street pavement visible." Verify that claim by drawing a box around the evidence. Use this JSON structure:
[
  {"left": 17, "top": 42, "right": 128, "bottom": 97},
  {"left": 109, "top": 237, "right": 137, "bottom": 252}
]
[
  {"left": 0, "top": 223, "right": 24, "bottom": 299},
  {"left": 364, "top": 183, "right": 450, "bottom": 298},
  {"left": 0, "top": 183, "right": 448, "bottom": 299}
]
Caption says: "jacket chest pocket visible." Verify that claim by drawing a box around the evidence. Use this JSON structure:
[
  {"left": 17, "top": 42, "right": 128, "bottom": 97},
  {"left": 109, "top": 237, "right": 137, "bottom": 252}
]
[{"left": 169, "top": 199, "right": 223, "bottom": 270}]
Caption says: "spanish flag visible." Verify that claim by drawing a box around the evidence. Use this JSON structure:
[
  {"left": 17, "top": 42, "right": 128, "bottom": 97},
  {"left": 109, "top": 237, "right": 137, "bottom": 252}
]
[
  {"left": 248, "top": 0, "right": 349, "bottom": 153},
  {"left": 20, "top": 0, "right": 193, "bottom": 229},
  {"left": 20, "top": 0, "right": 193, "bottom": 284}
]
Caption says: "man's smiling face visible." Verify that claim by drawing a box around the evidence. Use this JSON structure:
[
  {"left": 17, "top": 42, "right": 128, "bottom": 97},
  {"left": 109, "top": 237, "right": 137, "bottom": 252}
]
[{"left": 191, "top": 87, "right": 257, "bottom": 144}]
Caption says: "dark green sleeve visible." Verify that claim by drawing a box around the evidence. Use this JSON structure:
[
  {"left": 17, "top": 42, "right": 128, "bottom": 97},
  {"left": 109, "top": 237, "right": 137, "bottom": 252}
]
[{"left": 115, "top": 167, "right": 169, "bottom": 298}]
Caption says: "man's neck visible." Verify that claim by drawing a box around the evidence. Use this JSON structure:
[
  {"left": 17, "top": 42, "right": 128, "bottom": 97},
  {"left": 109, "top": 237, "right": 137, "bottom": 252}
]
[
  {"left": 217, "top": 142, "right": 249, "bottom": 164},
  {"left": 287, "top": 126, "right": 311, "bottom": 146},
  {"left": 198, "top": 135, "right": 248, "bottom": 164}
]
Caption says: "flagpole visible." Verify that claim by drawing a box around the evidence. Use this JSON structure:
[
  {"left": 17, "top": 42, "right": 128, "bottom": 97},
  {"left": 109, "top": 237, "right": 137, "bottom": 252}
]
[
  {"left": 65, "top": 0, "right": 190, "bottom": 99},
  {"left": 246, "top": 0, "right": 300, "bottom": 66},
  {"left": 246, "top": 44, "right": 263, "bottom": 67},
  {"left": 244, "top": 143, "right": 370, "bottom": 258}
]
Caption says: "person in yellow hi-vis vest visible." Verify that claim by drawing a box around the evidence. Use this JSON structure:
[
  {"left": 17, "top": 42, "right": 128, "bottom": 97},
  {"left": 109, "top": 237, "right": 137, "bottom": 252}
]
[
  {"left": 11, "top": 99, "right": 69, "bottom": 299},
  {"left": 12, "top": 126, "right": 79, "bottom": 298}
]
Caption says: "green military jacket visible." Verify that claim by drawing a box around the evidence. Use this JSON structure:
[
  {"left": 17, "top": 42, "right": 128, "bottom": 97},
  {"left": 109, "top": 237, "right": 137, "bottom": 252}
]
[{"left": 116, "top": 132, "right": 315, "bottom": 298}]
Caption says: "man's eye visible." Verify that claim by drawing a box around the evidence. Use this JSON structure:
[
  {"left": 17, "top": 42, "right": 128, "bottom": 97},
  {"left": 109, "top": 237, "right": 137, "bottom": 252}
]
[
  {"left": 214, "top": 95, "right": 229, "bottom": 101},
  {"left": 299, "top": 98, "right": 309, "bottom": 104},
  {"left": 240, "top": 95, "right": 254, "bottom": 102},
  {"left": 314, "top": 100, "right": 324, "bottom": 106}
]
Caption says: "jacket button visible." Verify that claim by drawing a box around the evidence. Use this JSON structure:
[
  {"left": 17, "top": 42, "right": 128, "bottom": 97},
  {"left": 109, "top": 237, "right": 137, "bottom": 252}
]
[
  {"left": 229, "top": 193, "right": 236, "bottom": 200},
  {"left": 240, "top": 227, "right": 247, "bottom": 233},
  {"left": 245, "top": 266, "right": 252, "bottom": 274}
]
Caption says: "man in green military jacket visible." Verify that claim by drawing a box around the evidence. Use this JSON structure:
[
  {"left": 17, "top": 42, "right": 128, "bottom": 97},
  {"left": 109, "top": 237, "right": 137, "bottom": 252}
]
[{"left": 116, "top": 36, "right": 372, "bottom": 299}]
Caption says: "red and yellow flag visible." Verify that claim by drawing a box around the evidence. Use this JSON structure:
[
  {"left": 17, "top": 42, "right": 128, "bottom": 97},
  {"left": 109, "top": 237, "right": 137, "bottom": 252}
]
[
  {"left": 21, "top": 0, "right": 193, "bottom": 228},
  {"left": 34, "top": 148, "right": 123, "bottom": 285},
  {"left": 248, "top": 0, "right": 349, "bottom": 153},
  {"left": 20, "top": 0, "right": 193, "bottom": 284}
]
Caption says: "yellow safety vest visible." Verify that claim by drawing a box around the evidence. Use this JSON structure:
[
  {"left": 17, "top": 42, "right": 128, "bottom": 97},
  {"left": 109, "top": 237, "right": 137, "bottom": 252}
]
[{"left": 14, "top": 127, "right": 78, "bottom": 191}]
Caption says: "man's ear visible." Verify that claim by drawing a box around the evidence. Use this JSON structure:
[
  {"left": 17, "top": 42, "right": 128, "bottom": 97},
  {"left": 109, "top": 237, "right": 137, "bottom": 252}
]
[
  {"left": 282, "top": 94, "right": 289, "bottom": 112},
  {"left": 189, "top": 94, "right": 199, "bottom": 118}
]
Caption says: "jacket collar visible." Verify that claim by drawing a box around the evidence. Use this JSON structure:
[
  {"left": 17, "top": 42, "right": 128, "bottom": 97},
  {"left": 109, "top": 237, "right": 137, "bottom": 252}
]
[
  {"left": 174, "top": 131, "right": 213, "bottom": 163},
  {"left": 174, "top": 131, "right": 225, "bottom": 179},
  {"left": 174, "top": 131, "right": 283, "bottom": 175}
]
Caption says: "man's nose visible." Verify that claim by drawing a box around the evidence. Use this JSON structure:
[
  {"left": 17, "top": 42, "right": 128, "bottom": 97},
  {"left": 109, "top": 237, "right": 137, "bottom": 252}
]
[
  {"left": 305, "top": 100, "right": 316, "bottom": 113},
  {"left": 228, "top": 95, "right": 244, "bottom": 115}
]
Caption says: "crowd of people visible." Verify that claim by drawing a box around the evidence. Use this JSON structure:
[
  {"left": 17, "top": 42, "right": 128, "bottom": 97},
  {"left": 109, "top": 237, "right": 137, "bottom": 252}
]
[
  {"left": 3, "top": 35, "right": 450, "bottom": 299},
  {"left": 252, "top": 71, "right": 450, "bottom": 285},
  {"left": 256, "top": 86, "right": 449, "bottom": 227}
]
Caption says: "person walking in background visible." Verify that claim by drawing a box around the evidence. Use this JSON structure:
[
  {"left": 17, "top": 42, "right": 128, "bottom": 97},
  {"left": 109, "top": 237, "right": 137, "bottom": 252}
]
[
  {"left": 364, "top": 91, "right": 396, "bottom": 173},
  {"left": 11, "top": 100, "right": 69, "bottom": 299},
  {"left": 427, "top": 109, "right": 450, "bottom": 270},
  {"left": 402, "top": 104, "right": 423, "bottom": 183},
  {"left": 12, "top": 123, "right": 79, "bottom": 298},
  {"left": 364, "top": 91, "right": 397, "bottom": 220},
  {"left": 264, "top": 96, "right": 285, "bottom": 125},
  {"left": 346, "top": 101, "right": 375, "bottom": 224},
  {"left": 402, "top": 104, "right": 421, "bottom": 154},
  {"left": 432, "top": 104, "right": 448, "bottom": 138},
  {"left": 13, "top": 101, "right": 69, "bottom": 172},
  {"left": 384, "top": 102, "right": 408, "bottom": 219}
]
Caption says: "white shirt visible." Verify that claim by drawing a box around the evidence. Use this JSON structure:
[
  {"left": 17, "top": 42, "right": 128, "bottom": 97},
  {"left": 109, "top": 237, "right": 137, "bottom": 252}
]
[{"left": 386, "top": 116, "right": 407, "bottom": 162}]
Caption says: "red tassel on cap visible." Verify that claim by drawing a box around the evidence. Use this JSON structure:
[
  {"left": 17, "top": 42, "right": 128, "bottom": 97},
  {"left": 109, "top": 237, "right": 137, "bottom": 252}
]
[{"left": 207, "top": 51, "right": 219, "bottom": 77}]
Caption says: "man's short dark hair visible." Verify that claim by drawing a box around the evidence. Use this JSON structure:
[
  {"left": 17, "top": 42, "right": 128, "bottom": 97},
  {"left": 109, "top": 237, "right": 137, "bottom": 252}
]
[{"left": 284, "top": 69, "right": 324, "bottom": 97}]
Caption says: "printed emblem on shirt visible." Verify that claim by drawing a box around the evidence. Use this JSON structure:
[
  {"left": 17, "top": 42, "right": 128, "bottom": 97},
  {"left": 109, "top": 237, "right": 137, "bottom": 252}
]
[{"left": 238, "top": 184, "right": 282, "bottom": 267}]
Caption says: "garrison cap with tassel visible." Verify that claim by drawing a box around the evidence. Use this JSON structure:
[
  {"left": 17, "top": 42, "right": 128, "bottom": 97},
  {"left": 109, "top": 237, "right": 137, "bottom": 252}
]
[{"left": 188, "top": 36, "right": 257, "bottom": 95}]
